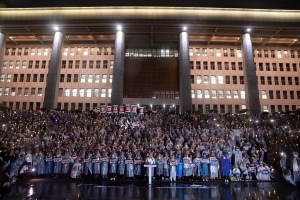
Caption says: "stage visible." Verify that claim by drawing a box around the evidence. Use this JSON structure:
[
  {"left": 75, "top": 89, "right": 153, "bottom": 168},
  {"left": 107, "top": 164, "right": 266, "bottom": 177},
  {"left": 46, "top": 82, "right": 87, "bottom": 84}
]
[{"left": 2, "top": 179, "right": 299, "bottom": 200}]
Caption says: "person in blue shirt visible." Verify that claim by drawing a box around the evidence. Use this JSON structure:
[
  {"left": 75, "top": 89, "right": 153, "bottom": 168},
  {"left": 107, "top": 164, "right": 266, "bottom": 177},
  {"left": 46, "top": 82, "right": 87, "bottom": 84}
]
[{"left": 176, "top": 153, "right": 183, "bottom": 180}]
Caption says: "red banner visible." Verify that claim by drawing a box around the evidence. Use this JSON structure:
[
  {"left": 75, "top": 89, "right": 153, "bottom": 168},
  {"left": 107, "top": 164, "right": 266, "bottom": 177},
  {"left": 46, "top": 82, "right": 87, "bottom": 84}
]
[
  {"left": 113, "top": 105, "right": 118, "bottom": 113},
  {"left": 106, "top": 106, "right": 112, "bottom": 113},
  {"left": 139, "top": 107, "right": 145, "bottom": 115},
  {"left": 100, "top": 105, "right": 106, "bottom": 113},
  {"left": 125, "top": 104, "right": 131, "bottom": 112},
  {"left": 119, "top": 106, "right": 125, "bottom": 114},
  {"left": 131, "top": 105, "right": 137, "bottom": 113}
]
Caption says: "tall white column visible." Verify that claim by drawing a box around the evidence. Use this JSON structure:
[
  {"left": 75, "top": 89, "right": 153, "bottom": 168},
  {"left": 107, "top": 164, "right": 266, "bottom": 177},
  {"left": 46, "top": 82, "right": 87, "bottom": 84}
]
[
  {"left": 111, "top": 29, "right": 125, "bottom": 106},
  {"left": 241, "top": 32, "right": 261, "bottom": 114},
  {"left": 43, "top": 31, "right": 64, "bottom": 109},
  {"left": 179, "top": 31, "right": 192, "bottom": 113}
]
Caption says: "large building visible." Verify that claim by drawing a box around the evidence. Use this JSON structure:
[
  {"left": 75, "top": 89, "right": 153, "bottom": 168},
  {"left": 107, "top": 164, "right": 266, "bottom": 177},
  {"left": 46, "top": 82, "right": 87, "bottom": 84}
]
[{"left": 0, "top": 2, "right": 300, "bottom": 114}]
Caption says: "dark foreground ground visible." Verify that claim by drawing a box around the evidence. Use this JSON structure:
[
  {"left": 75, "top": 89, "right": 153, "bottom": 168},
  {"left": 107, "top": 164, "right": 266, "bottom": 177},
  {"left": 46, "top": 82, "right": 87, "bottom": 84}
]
[{"left": 2, "top": 178, "right": 300, "bottom": 200}]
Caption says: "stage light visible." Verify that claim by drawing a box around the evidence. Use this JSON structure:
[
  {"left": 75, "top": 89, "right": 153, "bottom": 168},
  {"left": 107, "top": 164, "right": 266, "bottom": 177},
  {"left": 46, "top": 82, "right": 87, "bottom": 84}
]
[
  {"left": 53, "top": 26, "right": 59, "bottom": 31},
  {"left": 246, "top": 28, "right": 251, "bottom": 32},
  {"left": 117, "top": 25, "right": 122, "bottom": 31},
  {"left": 183, "top": 26, "right": 187, "bottom": 31}
]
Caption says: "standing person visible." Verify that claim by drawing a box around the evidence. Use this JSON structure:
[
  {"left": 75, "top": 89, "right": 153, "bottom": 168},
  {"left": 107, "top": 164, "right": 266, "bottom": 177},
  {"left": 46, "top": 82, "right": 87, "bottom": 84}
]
[
  {"left": 92, "top": 150, "right": 101, "bottom": 179},
  {"left": 117, "top": 151, "right": 126, "bottom": 180},
  {"left": 188, "top": 154, "right": 195, "bottom": 181},
  {"left": 209, "top": 152, "right": 219, "bottom": 181},
  {"left": 36, "top": 151, "right": 46, "bottom": 178},
  {"left": 53, "top": 150, "right": 62, "bottom": 178},
  {"left": 201, "top": 152, "right": 209, "bottom": 181},
  {"left": 193, "top": 151, "right": 202, "bottom": 181},
  {"left": 109, "top": 150, "right": 118, "bottom": 180},
  {"left": 233, "top": 146, "right": 243, "bottom": 166},
  {"left": 291, "top": 152, "right": 300, "bottom": 181},
  {"left": 182, "top": 153, "right": 191, "bottom": 181},
  {"left": 70, "top": 159, "right": 82, "bottom": 179},
  {"left": 163, "top": 153, "right": 170, "bottom": 180},
  {"left": 61, "top": 151, "right": 71, "bottom": 178},
  {"left": 133, "top": 151, "right": 142, "bottom": 180},
  {"left": 280, "top": 152, "right": 288, "bottom": 175},
  {"left": 145, "top": 152, "right": 156, "bottom": 179},
  {"left": 125, "top": 153, "right": 134, "bottom": 180},
  {"left": 169, "top": 154, "right": 177, "bottom": 181},
  {"left": 0, "top": 169, "right": 13, "bottom": 198},
  {"left": 45, "top": 151, "right": 54, "bottom": 178},
  {"left": 219, "top": 153, "right": 231, "bottom": 183},
  {"left": 155, "top": 153, "right": 164, "bottom": 180},
  {"left": 101, "top": 151, "right": 109, "bottom": 180},
  {"left": 84, "top": 152, "right": 93, "bottom": 179},
  {"left": 176, "top": 154, "right": 183, "bottom": 181}
]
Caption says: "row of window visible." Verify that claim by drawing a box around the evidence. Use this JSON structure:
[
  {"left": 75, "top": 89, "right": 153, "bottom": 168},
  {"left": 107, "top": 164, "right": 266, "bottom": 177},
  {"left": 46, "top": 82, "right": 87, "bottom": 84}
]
[
  {"left": 59, "top": 88, "right": 111, "bottom": 98},
  {"left": 191, "top": 75, "right": 243, "bottom": 85},
  {"left": 194, "top": 104, "right": 300, "bottom": 113},
  {"left": 0, "top": 73, "right": 113, "bottom": 83},
  {"left": 125, "top": 49, "right": 179, "bottom": 57},
  {"left": 4, "top": 47, "right": 115, "bottom": 57},
  {"left": 190, "top": 89, "right": 300, "bottom": 100},
  {"left": 189, "top": 48, "right": 242, "bottom": 57},
  {"left": 2, "top": 60, "right": 49, "bottom": 69},
  {"left": 188, "top": 48, "right": 300, "bottom": 58},
  {"left": 0, "top": 87, "right": 112, "bottom": 98},
  {"left": 0, "top": 87, "right": 43, "bottom": 96},
  {"left": 259, "top": 76, "right": 299, "bottom": 86},
  {"left": 189, "top": 61, "right": 299, "bottom": 72},
  {"left": 61, "top": 60, "right": 113, "bottom": 69}
]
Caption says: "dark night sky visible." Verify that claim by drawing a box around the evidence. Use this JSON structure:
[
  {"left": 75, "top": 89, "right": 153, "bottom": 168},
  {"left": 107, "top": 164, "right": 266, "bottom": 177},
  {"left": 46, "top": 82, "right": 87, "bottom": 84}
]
[{"left": 1, "top": 0, "right": 300, "bottom": 10}]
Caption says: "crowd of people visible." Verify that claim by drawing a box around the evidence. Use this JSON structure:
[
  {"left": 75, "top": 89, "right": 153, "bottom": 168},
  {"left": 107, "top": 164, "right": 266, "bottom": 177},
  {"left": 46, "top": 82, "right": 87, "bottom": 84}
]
[{"left": 1, "top": 109, "right": 300, "bottom": 193}]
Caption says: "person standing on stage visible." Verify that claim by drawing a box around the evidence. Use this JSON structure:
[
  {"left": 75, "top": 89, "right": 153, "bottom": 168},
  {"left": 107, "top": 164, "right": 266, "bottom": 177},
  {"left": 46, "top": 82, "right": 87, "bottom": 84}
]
[
  {"left": 163, "top": 153, "right": 170, "bottom": 180},
  {"left": 145, "top": 152, "right": 156, "bottom": 178},
  {"left": 84, "top": 152, "right": 93, "bottom": 178},
  {"left": 101, "top": 151, "right": 110, "bottom": 180},
  {"left": 109, "top": 150, "right": 118, "bottom": 180},
  {"left": 53, "top": 150, "right": 62, "bottom": 178},
  {"left": 92, "top": 150, "right": 101, "bottom": 179},
  {"left": 45, "top": 151, "right": 54, "bottom": 178},
  {"left": 155, "top": 153, "right": 164, "bottom": 180},
  {"left": 209, "top": 151, "right": 219, "bottom": 181},
  {"left": 201, "top": 151, "right": 209, "bottom": 181},
  {"left": 183, "top": 152, "right": 191, "bottom": 181},
  {"left": 133, "top": 151, "right": 143, "bottom": 180},
  {"left": 193, "top": 151, "right": 202, "bottom": 181},
  {"left": 169, "top": 154, "right": 177, "bottom": 181},
  {"left": 125, "top": 153, "right": 134, "bottom": 180},
  {"left": 117, "top": 151, "right": 126, "bottom": 180},
  {"left": 176, "top": 154, "right": 183, "bottom": 180}
]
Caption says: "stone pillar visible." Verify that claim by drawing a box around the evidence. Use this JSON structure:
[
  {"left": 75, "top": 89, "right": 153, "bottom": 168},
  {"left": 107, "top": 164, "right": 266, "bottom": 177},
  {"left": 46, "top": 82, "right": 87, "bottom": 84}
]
[
  {"left": 241, "top": 32, "right": 261, "bottom": 114},
  {"left": 179, "top": 31, "right": 192, "bottom": 113},
  {"left": 0, "top": 32, "right": 7, "bottom": 74},
  {"left": 111, "top": 29, "right": 125, "bottom": 106},
  {"left": 43, "top": 32, "right": 64, "bottom": 109}
]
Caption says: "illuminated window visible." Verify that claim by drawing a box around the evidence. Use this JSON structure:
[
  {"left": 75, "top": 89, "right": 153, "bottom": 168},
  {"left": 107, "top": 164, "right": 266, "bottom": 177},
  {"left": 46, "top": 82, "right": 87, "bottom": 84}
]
[
  {"left": 86, "top": 89, "right": 92, "bottom": 97},
  {"left": 196, "top": 75, "right": 201, "bottom": 84},
  {"left": 101, "top": 88, "right": 106, "bottom": 97},
  {"left": 81, "top": 74, "right": 86, "bottom": 83},
  {"left": 219, "top": 90, "right": 224, "bottom": 98},
  {"left": 216, "top": 48, "right": 221, "bottom": 57},
  {"left": 30, "top": 48, "right": 35, "bottom": 56},
  {"left": 233, "top": 90, "right": 239, "bottom": 99},
  {"left": 102, "top": 74, "right": 107, "bottom": 83},
  {"left": 72, "top": 89, "right": 77, "bottom": 97},
  {"left": 108, "top": 89, "right": 112, "bottom": 97},
  {"left": 63, "top": 47, "right": 68, "bottom": 56},
  {"left": 38, "top": 88, "right": 42, "bottom": 96},
  {"left": 211, "top": 76, "right": 216, "bottom": 84},
  {"left": 202, "top": 48, "right": 207, "bottom": 56},
  {"left": 241, "top": 90, "right": 245, "bottom": 99},
  {"left": 197, "top": 90, "right": 202, "bottom": 98},
  {"left": 79, "top": 89, "right": 84, "bottom": 97},
  {"left": 93, "top": 89, "right": 99, "bottom": 97},
  {"left": 24, "top": 87, "right": 28, "bottom": 96},
  {"left": 204, "top": 90, "right": 210, "bottom": 98},
  {"left": 90, "top": 47, "right": 95, "bottom": 55},
  {"left": 212, "top": 90, "right": 217, "bottom": 98},
  {"left": 277, "top": 50, "right": 282, "bottom": 58},
  {"left": 76, "top": 47, "right": 81, "bottom": 55},
  {"left": 109, "top": 74, "right": 113, "bottom": 83},
  {"left": 204, "top": 75, "right": 209, "bottom": 84},
  {"left": 88, "top": 74, "right": 93, "bottom": 83},
  {"left": 83, "top": 47, "right": 88, "bottom": 55},
  {"left": 189, "top": 48, "right": 193, "bottom": 56},
  {"left": 226, "top": 90, "right": 231, "bottom": 99},
  {"left": 209, "top": 48, "right": 214, "bottom": 56},
  {"left": 263, "top": 105, "right": 268, "bottom": 112},
  {"left": 70, "top": 47, "right": 74, "bottom": 56},
  {"left": 191, "top": 90, "right": 195, "bottom": 98}
]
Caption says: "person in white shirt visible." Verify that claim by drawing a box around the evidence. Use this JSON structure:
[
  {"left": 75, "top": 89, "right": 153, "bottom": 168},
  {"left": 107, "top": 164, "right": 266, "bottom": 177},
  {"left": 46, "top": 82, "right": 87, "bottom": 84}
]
[{"left": 232, "top": 165, "right": 241, "bottom": 181}]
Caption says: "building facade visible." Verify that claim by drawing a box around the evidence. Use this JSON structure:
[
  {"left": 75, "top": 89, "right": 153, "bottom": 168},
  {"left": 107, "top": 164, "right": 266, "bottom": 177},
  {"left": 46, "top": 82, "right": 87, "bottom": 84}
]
[{"left": 0, "top": 7, "right": 300, "bottom": 114}]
